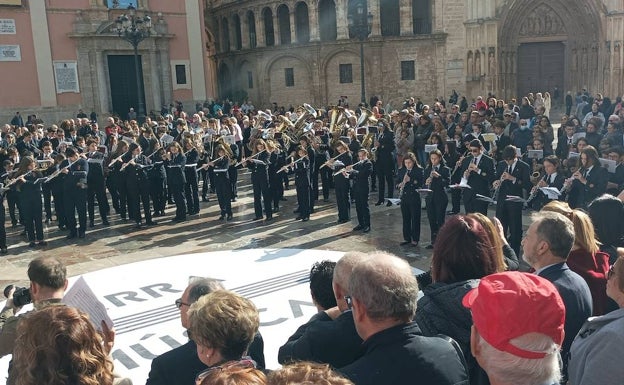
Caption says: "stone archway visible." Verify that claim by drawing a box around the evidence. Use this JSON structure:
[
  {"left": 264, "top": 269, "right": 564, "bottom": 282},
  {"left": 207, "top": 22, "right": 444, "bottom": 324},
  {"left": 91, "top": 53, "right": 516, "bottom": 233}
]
[{"left": 498, "top": 0, "right": 604, "bottom": 99}]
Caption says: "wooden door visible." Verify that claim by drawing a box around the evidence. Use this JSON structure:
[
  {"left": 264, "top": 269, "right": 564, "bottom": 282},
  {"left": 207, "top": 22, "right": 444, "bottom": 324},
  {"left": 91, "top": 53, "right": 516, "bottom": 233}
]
[{"left": 517, "top": 42, "right": 565, "bottom": 98}]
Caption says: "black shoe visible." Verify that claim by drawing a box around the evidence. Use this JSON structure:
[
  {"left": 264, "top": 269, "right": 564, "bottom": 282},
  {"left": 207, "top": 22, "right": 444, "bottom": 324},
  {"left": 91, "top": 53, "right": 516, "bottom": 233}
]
[
  {"left": 323, "top": 198, "right": 330, "bottom": 203},
  {"left": 338, "top": 219, "right": 349, "bottom": 224},
  {"left": 227, "top": 214, "right": 233, "bottom": 220},
  {"left": 425, "top": 244, "right": 434, "bottom": 249},
  {"left": 89, "top": 221, "right": 95, "bottom": 228},
  {"left": 265, "top": 216, "right": 273, "bottom": 221},
  {"left": 168, "top": 200, "right": 175, "bottom": 205},
  {"left": 78, "top": 231, "right": 86, "bottom": 238},
  {"left": 273, "top": 207, "right": 280, "bottom": 212},
  {"left": 58, "top": 225, "right": 66, "bottom": 231},
  {"left": 253, "top": 216, "right": 263, "bottom": 221},
  {"left": 302, "top": 217, "right": 309, "bottom": 222},
  {"left": 362, "top": 226, "right": 370, "bottom": 233},
  {"left": 66, "top": 233, "right": 77, "bottom": 240},
  {"left": 28, "top": 242, "right": 36, "bottom": 248},
  {"left": 371, "top": 187, "right": 377, "bottom": 192},
  {"left": 310, "top": 209, "right": 315, "bottom": 214},
  {"left": 36, "top": 241, "right": 48, "bottom": 247},
  {"left": 218, "top": 215, "right": 225, "bottom": 220},
  {"left": 102, "top": 219, "right": 110, "bottom": 226},
  {"left": 159, "top": 211, "right": 165, "bottom": 216},
  {"left": 146, "top": 221, "right": 158, "bottom": 226},
  {"left": 202, "top": 197, "right": 209, "bottom": 202},
  {"left": 296, "top": 216, "right": 303, "bottom": 220},
  {"left": 174, "top": 217, "right": 187, "bottom": 223},
  {"left": 375, "top": 201, "right": 383, "bottom": 206},
  {"left": 386, "top": 201, "right": 392, "bottom": 207},
  {"left": 353, "top": 225, "right": 363, "bottom": 231},
  {"left": 45, "top": 218, "right": 51, "bottom": 225},
  {"left": 231, "top": 198, "right": 237, "bottom": 202},
  {"left": 0, "top": 247, "right": 7, "bottom": 255},
  {"left": 400, "top": 241, "right": 411, "bottom": 246},
  {"left": 446, "top": 210, "right": 459, "bottom": 215},
  {"left": 11, "top": 222, "right": 17, "bottom": 228},
  {"left": 135, "top": 222, "right": 143, "bottom": 229}
]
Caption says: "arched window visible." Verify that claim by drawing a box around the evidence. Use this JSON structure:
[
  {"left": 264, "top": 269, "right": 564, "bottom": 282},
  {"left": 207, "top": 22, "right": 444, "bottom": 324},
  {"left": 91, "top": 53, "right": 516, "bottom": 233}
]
[
  {"left": 295, "top": 2, "right": 310, "bottom": 43},
  {"left": 263, "top": 7, "right": 275, "bottom": 47},
  {"left": 233, "top": 14, "right": 242, "bottom": 50},
  {"left": 319, "top": 0, "right": 337, "bottom": 42},
  {"left": 221, "top": 17, "right": 230, "bottom": 52},
  {"left": 412, "top": 0, "right": 431, "bottom": 34},
  {"left": 380, "top": 0, "right": 400, "bottom": 36},
  {"left": 247, "top": 11, "right": 256, "bottom": 48},
  {"left": 277, "top": 4, "right": 291, "bottom": 45},
  {"left": 467, "top": 51, "right": 474, "bottom": 78}
]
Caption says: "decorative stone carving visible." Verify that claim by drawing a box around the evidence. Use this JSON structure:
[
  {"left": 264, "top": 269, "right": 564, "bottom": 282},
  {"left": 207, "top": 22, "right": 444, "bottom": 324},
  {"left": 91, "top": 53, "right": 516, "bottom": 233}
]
[{"left": 518, "top": 4, "right": 565, "bottom": 37}]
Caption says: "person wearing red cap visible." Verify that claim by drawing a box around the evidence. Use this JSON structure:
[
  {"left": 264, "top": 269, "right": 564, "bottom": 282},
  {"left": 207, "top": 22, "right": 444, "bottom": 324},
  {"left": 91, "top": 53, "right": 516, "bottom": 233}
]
[
  {"left": 463, "top": 271, "right": 566, "bottom": 385},
  {"left": 521, "top": 211, "right": 593, "bottom": 380},
  {"left": 568, "top": 251, "right": 624, "bottom": 385}
]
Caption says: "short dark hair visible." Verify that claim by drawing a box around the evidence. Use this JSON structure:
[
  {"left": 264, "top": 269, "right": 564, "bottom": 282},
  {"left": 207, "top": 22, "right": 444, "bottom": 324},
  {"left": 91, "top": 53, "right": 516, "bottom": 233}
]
[
  {"left": 309, "top": 260, "right": 337, "bottom": 310},
  {"left": 27, "top": 256, "right": 66, "bottom": 289},
  {"left": 469, "top": 139, "right": 483, "bottom": 149},
  {"left": 502, "top": 145, "right": 517, "bottom": 160}
]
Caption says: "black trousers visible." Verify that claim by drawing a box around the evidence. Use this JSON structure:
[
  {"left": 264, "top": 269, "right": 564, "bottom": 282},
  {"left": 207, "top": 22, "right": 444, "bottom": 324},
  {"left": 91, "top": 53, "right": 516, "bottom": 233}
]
[
  {"left": 106, "top": 172, "right": 120, "bottom": 213},
  {"left": 496, "top": 200, "right": 523, "bottom": 255},
  {"left": 401, "top": 192, "right": 422, "bottom": 242},
  {"left": 335, "top": 175, "right": 350, "bottom": 221},
  {"left": 170, "top": 183, "right": 186, "bottom": 219},
  {"left": 149, "top": 177, "right": 166, "bottom": 213},
  {"left": 64, "top": 188, "right": 87, "bottom": 235},
  {"left": 252, "top": 175, "right": 272, "bottom": 218},
  {"left": 118, "top": 177, "right": 129, "bottom": 219},
  {"left": 52, "top": 186, "right": 66, "bottom": 228},
  {"left": 0, "top": 200, "right": 6, "bottom": 248},
  {"left": 450, "top": 188, "right": 462, "bottom": 213},
  {"left": 20, "top": 194, "right": 43, "bottom": 242},
  {"left": 215, "top": 176, "right": 232, "bottom": 215},
  {"left": 228, "top": 167, "right": 238, "bottom": 198},
  {"left": 88, "top": 178, "right": 110, "bottom": 222},
  {"left": 354, "top": 186, "right": 370, "bottom": 227},
  {"left": 426, "top": 192, "right": 448, "bottom": 243},
  {"left": 377, "top": 165, "right": 394, "bottom": 202},
  {"left": 42, "top": 184, "right": 52, "bottom": 220},
  {"left": 463, "top": 192, "right": 488, "bottom": 216},
  {"left": 6, "top": 191, "right": 18, "bottom": 225},
  {"left": 295, "top": 179, "right": 310, "bottom": 219},
  {"left": 270, "top": 172, "right": 283, "bottom": 209},
  {"left": 130, "top": 187, "right": 153, "bottom": 224},
  {"left": 184, "top": 178, "right": 200, "bottom": 214}
]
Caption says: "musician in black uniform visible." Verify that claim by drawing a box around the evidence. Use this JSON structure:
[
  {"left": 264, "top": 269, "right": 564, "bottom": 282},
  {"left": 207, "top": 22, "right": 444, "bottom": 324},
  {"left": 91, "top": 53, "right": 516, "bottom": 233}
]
[
  {"left": 3, "top": 160, "right": 19, "bottom": 227},
  {"left": 207, "top": 145, "right": 233, "bottom": 220},
  {"left": 85, "top": 139, "right": 110, "bottom": 227},
  {"left": 563, "top": 145, "right": 609, "bottom": 209},
  {"left": 148, "top": 144, "right": 167, "bottom": 217},
  {"left": 267, "top": 140, "right": 284, "bottom": 213},
  {"left": 606, "top": 147, "right": 624, "bottom": 196},
  {"left": 328, "top": 141, "right": 352, "bottom": 223},
  {"left": 444, "top": 140, "right": 463, "bottom": 215},
  {"left": 165, "top": 141, "right": 187, "bottom": 222},
  {"left": 494, "top": 145, "right": 531, "bottom": 255},
  {"left": 397, "top": 152, "right": 424, "bottom": 246},
  {"left": 14, "top": 157, "right": 46, "bottom": 247},
  {"left": 228, "top": 141, "right": 239, "bottom": 202},
  {"left": 345, "top": 148, "right": 372, "bottom": 232},
  {"left": 107, "top": 140, "right": 129, "bottom": 217},
  {"left": 527, "top": 155, "right": 565, "bottom": 211},
  {"left": 492, "top": 121, "right": 511, "bottom": 162},
  {"left": 300, "top": 136, "right": 316, "bottom": 212},
  {"left": 37, "top": 141, "right": 56, "bottom": 223},
  {"left": 424, "top": 149, "right": 450, "bottom": 248},
  {"left": 460, "top": 139, "right": 496, "bottom": 215},
  {"left": 293, "top": 146, "right": 311, "bottom": 222},
  {"left": 124, "top": 143, "right": 157, "bottom": 228},
  {"left": 312, "top": 133, "right": 331, "bottom": 202},
  {"left": 62, "top": 147, "right": 89, "bottom": 239},
  {"left": 183, "top": 139, "right": 200, "bottom": 215},
  {"left": 374, "top": 121, "right": 396, "bottom": 206},
  {"left": 0, "top": 172, "right": 9, "bottom": 254},
  {"left": 245, "top": 139, "right": 272, "bottom": 221}
]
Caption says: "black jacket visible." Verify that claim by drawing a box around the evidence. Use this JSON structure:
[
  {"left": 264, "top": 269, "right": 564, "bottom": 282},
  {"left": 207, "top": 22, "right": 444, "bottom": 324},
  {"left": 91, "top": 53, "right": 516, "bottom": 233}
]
[
  {"left": 146, "top": 334, "right": 265, "bottom": 385},
  {"left": 460, "top": 154, "right": 496, "bottom": 196},
  {"left": 278, "top": 311, "right": 363, "bottom": 368},
  {"left": 339, "top": 322, "right": 469, "bottom": 385},
  {"left": 495, "top": 159, "right": 531, "bottom": 200}
]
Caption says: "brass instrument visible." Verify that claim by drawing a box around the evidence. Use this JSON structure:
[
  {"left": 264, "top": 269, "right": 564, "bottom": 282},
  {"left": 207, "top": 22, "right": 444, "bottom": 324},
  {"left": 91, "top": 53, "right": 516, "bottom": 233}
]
[
  {"left": 329, "top": 106, "right": 347, "bottom": 136},
  {"left": 293, "top": 103, "right": 317, "bottom": 132},
  {"left": 356, "top": 107, "right": 377, "bottom": 128},
  {"left": 36, "top": 159, "right": 54, "bottom": 171},
  {"left": 213, "top": 136, "right": 234, "bottom": 159}
]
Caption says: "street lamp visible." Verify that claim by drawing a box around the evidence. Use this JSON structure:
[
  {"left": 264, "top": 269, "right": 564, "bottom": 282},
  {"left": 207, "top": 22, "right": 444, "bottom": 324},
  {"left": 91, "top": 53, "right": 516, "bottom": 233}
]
[
  {"left": 348, "top": 0, "right": 373, "bottom": 105},
  {"left": 115, "top": 4, "right": 152, "bottom": 123}
]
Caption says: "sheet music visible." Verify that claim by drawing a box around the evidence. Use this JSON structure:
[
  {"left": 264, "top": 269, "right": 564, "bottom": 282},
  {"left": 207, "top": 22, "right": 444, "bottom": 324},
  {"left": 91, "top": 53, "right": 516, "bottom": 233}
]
[
  {"left": 475, "top": 194, "right": 496, "bottom": 203},
  {"left": 541, "top": 187, "right": 562, "bottom": 199},
  {"left": 505, "top": 195, "right": 526, "bottom": 203},
  {"left": 385, "top": 198, "right": 401, "bottom": 205},
  {"left": 63, "top": 276, "right": 113, "bottom": 332}
]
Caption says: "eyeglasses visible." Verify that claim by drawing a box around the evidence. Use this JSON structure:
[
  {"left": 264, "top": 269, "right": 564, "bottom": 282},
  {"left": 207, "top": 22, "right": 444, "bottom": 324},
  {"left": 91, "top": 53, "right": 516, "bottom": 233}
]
[
  {"left": 607, "top": 265, "right": 616, "bottom": 280},
  {"left": 195, "top": 359, "right": 256, "bottom": 385},
  {"left": 175, "top": 298, "right": 191, "bottom": 309},
  {"left": 344, "top": 295, "right": 353, "bottom": 310}
]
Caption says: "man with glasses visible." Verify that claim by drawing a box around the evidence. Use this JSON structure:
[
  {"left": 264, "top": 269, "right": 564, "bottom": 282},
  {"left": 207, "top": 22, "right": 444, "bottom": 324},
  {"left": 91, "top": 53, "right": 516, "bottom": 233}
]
[
  {"left": 146, "top": 278, "right": 265, "bottom": 385},
  {"left": 459, "top": 139, "right": 496, "bottom": 215}
]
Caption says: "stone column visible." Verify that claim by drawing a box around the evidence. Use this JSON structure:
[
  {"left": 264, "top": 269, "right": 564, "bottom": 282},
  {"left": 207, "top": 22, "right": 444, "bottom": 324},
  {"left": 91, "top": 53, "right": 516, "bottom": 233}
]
[
  {"left": 336, "top": 0, "right": 349, "bottom": 40},
  {"left": 309, "top": 2, "right": 320, "bottom": 42},
  {"left": 290, "top": 10, "right": 296, "bottom": 44},
  {"left": 255, "top": 8, "right": 266, "bottom": 47},
  {"left": 229, "top": 15, "right": 237, "bottom": 51},
  {"left": 400, "top": 0, "right": 412, "bottom": 36},
  {"left": 241, "top": 12, "right": 250, "bottom": 49},
  {"left": 273, "top": 8, "right": 280, "bottom": 45},
  {"left": 368, "top": 0, "right": 381, "bottom": 37}
]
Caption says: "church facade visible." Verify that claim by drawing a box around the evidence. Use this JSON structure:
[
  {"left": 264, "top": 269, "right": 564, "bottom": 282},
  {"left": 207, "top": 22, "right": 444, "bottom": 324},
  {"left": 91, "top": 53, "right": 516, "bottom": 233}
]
[{"left": 206, "top": 0, "right": 624, "bottom": 109}]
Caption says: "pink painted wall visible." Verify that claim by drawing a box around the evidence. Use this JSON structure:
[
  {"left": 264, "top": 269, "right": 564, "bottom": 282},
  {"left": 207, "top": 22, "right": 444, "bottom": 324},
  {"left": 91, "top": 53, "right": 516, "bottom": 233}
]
[
  {"left": 47, "top": 11, "right": 81, "bottom": 106},
  {"left": 48, "top": 0, "right": 91, "bottom": 9},
  {"left": 149, "top": 0, "right": 185, "bottom": 14},
  {"left": 0, "top": 9, "right": 40, "bottom": 107}
]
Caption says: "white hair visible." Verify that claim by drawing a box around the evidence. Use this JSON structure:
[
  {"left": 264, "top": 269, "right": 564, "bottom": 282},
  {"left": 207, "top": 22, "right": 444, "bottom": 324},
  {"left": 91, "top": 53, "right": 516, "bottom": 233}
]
[{"left": 477, "top": 332, "right": 561, "bottom": 385}]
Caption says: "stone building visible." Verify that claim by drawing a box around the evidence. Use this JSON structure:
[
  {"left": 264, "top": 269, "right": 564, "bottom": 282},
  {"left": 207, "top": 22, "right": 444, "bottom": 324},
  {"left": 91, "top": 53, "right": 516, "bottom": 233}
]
[
  {"left": 206, "top": 0, "right": 624, "bottom": 110},
  {"left": 0, "top": 0, "right": 213, "bottom": 124}
]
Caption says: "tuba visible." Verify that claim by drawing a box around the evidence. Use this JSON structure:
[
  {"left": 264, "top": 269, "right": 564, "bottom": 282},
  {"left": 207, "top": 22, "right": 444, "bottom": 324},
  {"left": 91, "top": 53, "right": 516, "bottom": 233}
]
[
  {"left": 293, "top": 103, "right": 317, "bottom": 132},
  {"left": 356, "top": 107, "right": 377, "bottom": 128}
]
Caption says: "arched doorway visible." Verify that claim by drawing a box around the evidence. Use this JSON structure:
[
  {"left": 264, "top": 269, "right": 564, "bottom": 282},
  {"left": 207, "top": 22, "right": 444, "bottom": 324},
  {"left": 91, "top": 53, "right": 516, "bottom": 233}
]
[
  {"left": 498, "top": 0, "right": 603, "bottom": 99},
  {"left": 218, "top": 62, "right": 233, "bottom": 100}
]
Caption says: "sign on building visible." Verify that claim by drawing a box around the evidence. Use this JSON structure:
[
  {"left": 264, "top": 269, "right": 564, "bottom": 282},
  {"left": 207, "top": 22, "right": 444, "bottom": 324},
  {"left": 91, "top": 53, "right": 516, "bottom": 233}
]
[
  {"left": 53, "top": 61, "right": 80, "bottom": 93},
  {"left": 0, "top": 19, "right": 16, "bottom": 34},
  {"left": 0, "top": 44, "right": 20, "bottom": 61}
]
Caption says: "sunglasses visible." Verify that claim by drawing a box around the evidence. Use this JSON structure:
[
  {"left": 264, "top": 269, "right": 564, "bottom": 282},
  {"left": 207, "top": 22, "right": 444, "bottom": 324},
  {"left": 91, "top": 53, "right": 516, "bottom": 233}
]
[{"left": 195, "top": 359, "right": 256, "bottom": 384}]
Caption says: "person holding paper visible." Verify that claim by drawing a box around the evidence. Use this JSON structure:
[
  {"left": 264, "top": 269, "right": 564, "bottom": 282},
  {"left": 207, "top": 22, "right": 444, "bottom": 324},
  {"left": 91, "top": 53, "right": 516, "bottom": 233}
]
[
  {"left": 330, "top": 141, "right": 352, "bottom": 224},
  {"left": 606, "top": 147, "right": 624, "bottom": 195},
  {"left": 13, "top": 156, "right": 46, "bottom": 247},
  {"left": 494, "top": 145, "right": 531, "bottom": 255},
  {"left": 460, "top": 139, "right": 496, "bottom": 215},
  {"left": 424, "top": 149, "right": 450, "bottom": 248}
]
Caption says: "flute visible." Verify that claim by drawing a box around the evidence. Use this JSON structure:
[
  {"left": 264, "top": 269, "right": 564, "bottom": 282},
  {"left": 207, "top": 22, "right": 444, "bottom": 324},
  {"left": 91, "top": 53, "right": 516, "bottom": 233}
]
[
  {"left": 278, "top": 155, "right": 308, "bottom": 174},
  {"left": 320, "top": 152, "right": 345, "bottom": 169},
  {"left": 333, "top": 159, "right": 364, "bottom": 176},
  {"left": 236, "top": 149, "right": 266, "bottom": 167},
  {"left": 44, "top": 159, "right": 79, "bottom": 183},
  {"left": 109, "top": 150, "right": 131, "bottom": 166}
]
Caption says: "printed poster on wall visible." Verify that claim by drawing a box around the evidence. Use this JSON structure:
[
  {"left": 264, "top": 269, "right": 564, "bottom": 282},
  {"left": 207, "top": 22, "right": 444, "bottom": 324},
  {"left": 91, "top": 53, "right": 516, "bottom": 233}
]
[
  {"left": 53, "top": 61, "right": 80, "bottom": 93},
  {"left": 0, "top": 45, "right": 20, "bottom": 61}
]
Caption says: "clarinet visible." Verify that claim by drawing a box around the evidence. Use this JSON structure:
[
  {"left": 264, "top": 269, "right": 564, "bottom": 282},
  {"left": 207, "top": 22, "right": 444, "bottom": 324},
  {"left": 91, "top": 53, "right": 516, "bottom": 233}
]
[{"left": 526, "top": 174, "right": 548, "bottom": 205}]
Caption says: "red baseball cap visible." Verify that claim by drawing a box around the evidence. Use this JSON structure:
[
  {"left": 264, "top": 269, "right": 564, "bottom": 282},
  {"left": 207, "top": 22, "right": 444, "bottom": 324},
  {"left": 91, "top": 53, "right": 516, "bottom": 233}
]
[{"left": 462, "top": 272, "right": 565, "bottom": 359}]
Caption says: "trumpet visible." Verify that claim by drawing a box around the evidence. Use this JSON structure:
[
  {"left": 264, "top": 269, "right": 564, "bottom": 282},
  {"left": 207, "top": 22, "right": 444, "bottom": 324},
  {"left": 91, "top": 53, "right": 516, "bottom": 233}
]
[
  {"left": 236, "top": 149, "right": 267, "bottom": 167},
  {"left": 332, "top": 159, "right": 365, "bottom": 176},
  {"left": 277, "top": 155, "right": 308, "bottom": 174}
]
